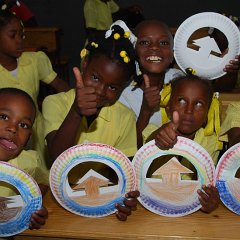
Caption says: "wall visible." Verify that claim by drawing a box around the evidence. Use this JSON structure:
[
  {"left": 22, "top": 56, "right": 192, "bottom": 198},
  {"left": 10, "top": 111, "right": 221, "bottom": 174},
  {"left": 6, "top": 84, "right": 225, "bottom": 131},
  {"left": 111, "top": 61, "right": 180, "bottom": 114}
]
[{"left": 24, "top": 0, "right": 239, "bottom": 84}]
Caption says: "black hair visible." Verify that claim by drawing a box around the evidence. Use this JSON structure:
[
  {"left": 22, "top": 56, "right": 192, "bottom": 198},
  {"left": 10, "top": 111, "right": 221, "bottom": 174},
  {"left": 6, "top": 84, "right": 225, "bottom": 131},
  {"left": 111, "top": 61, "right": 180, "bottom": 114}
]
[
  {"left": 171, "top": 74, "right": 214, "bottom": 105},
  {"left": 85, "top": 24, "right": 137, "bottom": 81},
  {"left": 0, "top": 9, "right": 20, "bottom": 30},
  {"left": 0, "top": 87, "right": 36, "bottom": 117}
]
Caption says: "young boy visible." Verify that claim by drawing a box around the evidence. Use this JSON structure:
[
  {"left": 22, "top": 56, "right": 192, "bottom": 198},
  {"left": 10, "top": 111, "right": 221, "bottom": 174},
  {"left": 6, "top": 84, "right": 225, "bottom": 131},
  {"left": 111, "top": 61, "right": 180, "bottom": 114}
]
[{"left": 0, "top": 88, "right": 48, "bottom": 230}]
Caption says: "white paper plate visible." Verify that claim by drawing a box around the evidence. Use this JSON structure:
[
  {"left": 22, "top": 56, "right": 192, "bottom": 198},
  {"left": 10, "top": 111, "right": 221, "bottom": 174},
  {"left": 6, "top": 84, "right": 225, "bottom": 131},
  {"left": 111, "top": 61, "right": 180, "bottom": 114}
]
[
  {"left": 174, "top": 12, "right": 240, "bottom": 79},
  {"left": 50, "top": 143, "right": 136, "bottom": 217},
  {"left": 216, "top": 143, "right": 240, "bottom": 215},
  {"left": 0, "top": 161, "right": 42, "bottom": 237},
  {"left": 132, "top": 137, "right": 215, "bottom": 217}
]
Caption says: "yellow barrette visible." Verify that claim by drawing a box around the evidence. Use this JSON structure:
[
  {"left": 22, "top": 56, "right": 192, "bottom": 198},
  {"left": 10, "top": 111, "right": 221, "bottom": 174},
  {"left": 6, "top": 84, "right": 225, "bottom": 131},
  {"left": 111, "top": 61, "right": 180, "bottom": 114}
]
[
  {"left": 114, "top": 33, "right": 120, "bottom": 40},
  {"left": 185, "top": 67, "right": 196, "bottom": 75},
  {"left": 124, "top": 31, "right": 130, "bottom": 38},
  {"left": 120, "top": 51, "right": 130, "bottom": 63},
  {"left": 91, "top": 42, "right": 98, "bottom": 48},
  {"left": 80, "top": 48, "right": 88, "bottom": 59}
]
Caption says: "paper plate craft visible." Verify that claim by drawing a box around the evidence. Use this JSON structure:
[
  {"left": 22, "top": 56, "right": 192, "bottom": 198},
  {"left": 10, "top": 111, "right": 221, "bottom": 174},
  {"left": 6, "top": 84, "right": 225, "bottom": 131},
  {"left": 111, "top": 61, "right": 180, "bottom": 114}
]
[
  {"left": 174, "top": 12, "right": 240, "bottom": 79},
  {"left": 132, "top": 137, "right": 215, "bottom": 217},
  {"left": 50, "top": 143, "right": 136, "bottom": 217},
  {"left": 216, "top": 143, "right": 240, "bottom": 215},
  {"left": 0, "top": 161, "right": 42, "bottom": 237}
]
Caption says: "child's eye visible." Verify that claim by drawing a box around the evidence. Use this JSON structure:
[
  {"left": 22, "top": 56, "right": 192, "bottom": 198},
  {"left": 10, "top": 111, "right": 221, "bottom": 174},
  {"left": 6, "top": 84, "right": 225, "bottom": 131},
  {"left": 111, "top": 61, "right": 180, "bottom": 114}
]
[
  {"left": 178, "top": 98, "right": 186, "bottom": 105},
  {"left": 138, "top": 40, "right": 149, "bottom": 45},
  {"left": 195, "top": 102, "right": 203, "bottom": 107},
  {"left": 0, "top": 114, "right": 8, "bottom": 121},
  {"left": 108, "top": 85, "right": 117, "bottom": 91},
  {"left": 159, "top": 40, "right": 170, "bottom": 46},
  {"left": 19, "top": 122, "right": 31, "bottom": 129},
  {"left": 92, "top": 75, "right": 99, "bottom": 81}
]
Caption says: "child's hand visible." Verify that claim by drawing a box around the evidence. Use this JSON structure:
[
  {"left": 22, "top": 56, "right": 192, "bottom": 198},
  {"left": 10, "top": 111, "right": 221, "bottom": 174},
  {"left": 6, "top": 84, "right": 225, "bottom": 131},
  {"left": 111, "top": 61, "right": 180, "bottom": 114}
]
[
  {"left": 115, "top": 190, "right": 140, "bottom": 221},
  {"left": 73, "top": 67, "right": 98, "bottom": 116},
  {"left": 142, "top": 74, "right": 160, "bottom": 113},
  {"left": 197, "top": 184, "right": 220, "bottom": 213},
  {"left": 155, "top": 111, "right": 179, "bottom": 150},
  {"left": 29, "top": 206, "right": 48, "bottom": 230},
  {"left": 223, "top": 55, "right": 240, "bottom": 74}
]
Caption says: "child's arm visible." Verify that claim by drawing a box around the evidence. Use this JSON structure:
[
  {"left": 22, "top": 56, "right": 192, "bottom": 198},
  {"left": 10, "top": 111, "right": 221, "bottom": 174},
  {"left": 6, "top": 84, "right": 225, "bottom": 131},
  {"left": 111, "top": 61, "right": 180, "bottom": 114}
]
[
  {"left": 197, "top": 184, "right": 220, "bottom": 213},
  {"left": 46, "top": 67, "right": 98, "bottom": 160},
  {"left": 115, "top": 190, "right": 140, "bottom": 221},
  {"left": 29, "top": 205, "right": 48, "bottom": 230},
  {"left": 154, "top": 111, "right": 179, "bottom": 150},
  {"left": 212, "top": 55, "right": 240, "bottom": 92},
  {"left": 137, "top": 75, "right": 161, "bottom": 148},
  {"left": 49, "top": 76, "right": 70, "bottom": 93}
]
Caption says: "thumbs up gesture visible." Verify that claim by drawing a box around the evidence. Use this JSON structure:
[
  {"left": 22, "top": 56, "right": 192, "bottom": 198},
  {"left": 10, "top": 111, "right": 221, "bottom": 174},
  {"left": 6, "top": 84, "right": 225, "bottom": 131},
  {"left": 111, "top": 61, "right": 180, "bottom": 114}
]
[
  {"left": 154, "top": 111, "right": 180, "bottom": 150},
  {"left": 141, "top": 74, "right": 161, "bottom": 113},
  {"left": 72, "top": 67, "right": 98, "bottom": 116}
]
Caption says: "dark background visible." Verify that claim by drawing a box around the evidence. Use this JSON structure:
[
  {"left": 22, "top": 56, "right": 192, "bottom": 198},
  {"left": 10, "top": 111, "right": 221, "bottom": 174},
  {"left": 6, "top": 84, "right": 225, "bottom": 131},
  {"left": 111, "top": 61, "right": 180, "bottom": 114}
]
[{"left": 24, "top": 0, "right": 239, "bottom": 84}]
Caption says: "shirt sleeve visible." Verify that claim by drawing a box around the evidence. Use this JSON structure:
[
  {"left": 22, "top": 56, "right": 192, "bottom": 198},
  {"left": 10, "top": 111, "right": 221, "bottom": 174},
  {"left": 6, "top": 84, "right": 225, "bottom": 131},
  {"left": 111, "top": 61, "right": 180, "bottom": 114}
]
[
  {"left": 220, "top": 102, "right": 240, "bottom": 142},
  {"left": 35, "top": 51, "right": 57, "bottom": 84},
  {"left": 109, "top": 0, "right": 120, "bottom": 13},
  {"left": 84, "top": 0, "right": 98, "bottom": 28}
]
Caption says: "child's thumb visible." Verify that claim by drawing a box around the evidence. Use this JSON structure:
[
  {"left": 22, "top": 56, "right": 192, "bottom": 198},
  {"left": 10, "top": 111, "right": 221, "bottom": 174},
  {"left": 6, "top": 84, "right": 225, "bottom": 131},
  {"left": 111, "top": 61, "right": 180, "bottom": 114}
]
[{"left": 172, "top": 111, "right": 180, "bottom": 131}]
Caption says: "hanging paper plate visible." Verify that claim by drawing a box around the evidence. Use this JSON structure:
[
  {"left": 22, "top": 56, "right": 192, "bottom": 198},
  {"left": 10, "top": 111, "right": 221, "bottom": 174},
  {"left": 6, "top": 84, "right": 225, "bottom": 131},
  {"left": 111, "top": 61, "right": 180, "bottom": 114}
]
[
  {"left": 174, "top": 12, "right": 240, "bottom": 79},
  {"left": 132, "top": 137, "right": 215, "bottom": 217},
  {"left": 216, "top": 143, "right": 240, "bottom": 215},
  {"left": 50, "top": 143, "right": 136, "bottom": 217},
  {"left": 0, "top": 161, "right": 42, "bottom": 237}
]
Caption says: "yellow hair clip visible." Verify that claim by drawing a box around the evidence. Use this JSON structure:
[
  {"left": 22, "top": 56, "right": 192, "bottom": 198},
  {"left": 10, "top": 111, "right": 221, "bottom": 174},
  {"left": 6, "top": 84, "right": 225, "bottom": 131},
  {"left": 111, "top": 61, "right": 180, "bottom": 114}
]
[
  {"left": 80, "top": 48, "right": 88, "bottom": 59},
  {"left": 91, "top": 42, "right": 98, "bottom": 48},
  {"left": 124, "top": 31, "right": 130, "bottom": 38},
  {"left": 120, "top": 50, "right": 127, "bottom": 58},
  {"left": 186, "top": 67, "right": 196, "bottom": 75},
  {"left": 114, "top": 33, "right": 120, "bottom": 40},
  {"left": 123, "top": 56, "right": 130, "bottom": 63},
  {"left": 119, "top": 51, "right": 130, "bottom": 63}
]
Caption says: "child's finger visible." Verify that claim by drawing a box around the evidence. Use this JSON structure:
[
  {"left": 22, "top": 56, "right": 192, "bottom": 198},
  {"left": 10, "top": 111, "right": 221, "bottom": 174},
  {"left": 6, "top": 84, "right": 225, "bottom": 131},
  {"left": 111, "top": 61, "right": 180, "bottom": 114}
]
[
  {"left": 73, "top": 67, "right": 84, "bottom": 89},
  {"left": 172, "top": 111, "right": 180, "bottom": 131},
  {"left": 143, "top": 74, "right": 150, "bottom": 88}
]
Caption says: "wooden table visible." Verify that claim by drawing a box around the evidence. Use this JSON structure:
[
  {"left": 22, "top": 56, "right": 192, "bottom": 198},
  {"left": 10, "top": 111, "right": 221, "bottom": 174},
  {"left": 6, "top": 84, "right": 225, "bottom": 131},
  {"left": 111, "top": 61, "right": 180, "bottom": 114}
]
[{"left": 14, "top": 191, "right": 240, "bottom": 240}]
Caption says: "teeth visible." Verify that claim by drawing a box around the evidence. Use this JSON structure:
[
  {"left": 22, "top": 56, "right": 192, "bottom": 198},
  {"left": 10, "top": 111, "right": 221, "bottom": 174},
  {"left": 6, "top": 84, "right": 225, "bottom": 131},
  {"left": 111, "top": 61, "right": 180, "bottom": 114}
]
[{"left": 146, "top": 56, "right": 162, "bottom": 62}]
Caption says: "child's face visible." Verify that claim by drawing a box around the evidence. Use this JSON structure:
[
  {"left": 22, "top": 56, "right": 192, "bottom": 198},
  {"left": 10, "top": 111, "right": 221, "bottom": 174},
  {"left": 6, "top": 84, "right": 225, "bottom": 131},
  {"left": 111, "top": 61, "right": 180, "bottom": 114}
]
[
  {"left": 0, "top": 18, "right": 24, "bottom": 59},
  {"left": 82, "top": 55, "right": 128, "bottom": 108},
  {"left": 0, "top": 94, "right": 35, "bottom": 161},
  {"left": 135, "top": 21, "right": 173, "bottom": 74},
  {"left": 167, "top": 80, "right": 211, "bottom": 137}
]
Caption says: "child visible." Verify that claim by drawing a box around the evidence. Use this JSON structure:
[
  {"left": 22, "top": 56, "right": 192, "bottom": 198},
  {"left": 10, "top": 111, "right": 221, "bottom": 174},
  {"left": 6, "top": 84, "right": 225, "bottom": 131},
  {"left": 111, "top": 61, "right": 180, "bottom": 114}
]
[
  {"left": 0, "top": 88, "right": 48, "bottom": 230},
  {"left": 152, "top": 75, "right": 221, "bottom": 213},
  {"left": 0, "top": 10, "right": 70, "bottom": 169},
  {"left": 119, "top": 19, "right": 240, "bottom": 148},
  {"left": 42, "top": 21, "right": 139, "bottom": 221},
  {"left": 220, "top": 102, "right": 240, "bottom": 147}
]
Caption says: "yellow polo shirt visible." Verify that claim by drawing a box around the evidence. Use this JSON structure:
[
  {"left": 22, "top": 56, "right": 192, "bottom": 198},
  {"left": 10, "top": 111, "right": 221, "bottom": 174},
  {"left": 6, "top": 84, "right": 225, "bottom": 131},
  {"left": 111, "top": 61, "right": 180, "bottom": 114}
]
[
  {"left": 42, "top": 89, "right": 137, "bottom": 157},
  {"left": 0, "top": 150, "right": 49, "bottom": 197},
  {"left": 220, "top": 101, "right": 240, "bottom": 142},
  {"left": 84, "top": 0, "right": 119, "bottom": 30}
]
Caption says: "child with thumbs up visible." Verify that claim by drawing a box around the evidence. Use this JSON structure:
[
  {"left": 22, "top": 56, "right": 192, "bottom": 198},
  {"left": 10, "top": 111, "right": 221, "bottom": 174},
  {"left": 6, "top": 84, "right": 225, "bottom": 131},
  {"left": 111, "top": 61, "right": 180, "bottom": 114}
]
[
  {"left": 42, "top": 21, "right": 140, "bottom": 221},
  {"left": 152, "top": 74, "right": 221, "bottom": 213}
]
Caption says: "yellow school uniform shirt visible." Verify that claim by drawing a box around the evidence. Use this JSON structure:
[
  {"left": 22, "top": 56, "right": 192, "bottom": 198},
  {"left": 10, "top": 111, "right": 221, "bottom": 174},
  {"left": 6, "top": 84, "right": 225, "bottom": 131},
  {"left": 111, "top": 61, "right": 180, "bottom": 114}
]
[
  {"left": 219, "top": 101, "right": 240, "bottom": 142},
  {"left": 0, "top": 51, "right": 57, "bottom": 105},
  {"left": 0, "top": 51, "right": 57, "bottom": 169},
  {"left": 0, "top": 150, "right": 49, "bottom": 197},
  {"left": 84, "top": 0, "right": 119, "bottom": 30},
  {"left": 42, "top": 89, "right": 137, "bottom": 157}
]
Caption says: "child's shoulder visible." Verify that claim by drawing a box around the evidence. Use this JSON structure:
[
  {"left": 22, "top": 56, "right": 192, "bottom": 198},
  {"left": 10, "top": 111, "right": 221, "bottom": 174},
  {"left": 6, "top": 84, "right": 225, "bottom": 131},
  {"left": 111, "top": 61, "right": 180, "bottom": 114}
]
[{"left": 20, "top": 51, "right": 49, "bottom": 62}]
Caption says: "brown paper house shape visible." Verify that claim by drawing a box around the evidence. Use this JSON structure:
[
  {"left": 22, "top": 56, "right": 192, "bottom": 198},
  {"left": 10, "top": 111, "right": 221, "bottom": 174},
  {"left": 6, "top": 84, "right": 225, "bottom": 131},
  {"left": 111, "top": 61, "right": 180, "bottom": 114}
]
[
  {"left": 72, "top": 169, "right": 111, "bottom": 197},
  {"left": 152, "top": 157, "right": 193, "bottom": 185}
]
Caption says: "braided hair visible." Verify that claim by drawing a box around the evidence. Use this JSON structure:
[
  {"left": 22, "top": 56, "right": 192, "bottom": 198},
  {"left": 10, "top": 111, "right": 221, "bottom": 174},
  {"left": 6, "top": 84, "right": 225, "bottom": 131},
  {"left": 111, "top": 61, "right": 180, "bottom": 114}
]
[
  {"left": 0, "top": 9, "right": 20, "bottom": 29},
  {"left": 83, "top": 24, "right": 137, "bottom": 81}
]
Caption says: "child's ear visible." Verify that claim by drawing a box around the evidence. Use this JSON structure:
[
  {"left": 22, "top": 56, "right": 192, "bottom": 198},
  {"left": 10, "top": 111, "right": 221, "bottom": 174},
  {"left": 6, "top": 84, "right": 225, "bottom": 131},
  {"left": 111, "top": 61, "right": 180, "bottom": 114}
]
[{"left": 81, "top": 57, "right": 89, "bottom": 73}]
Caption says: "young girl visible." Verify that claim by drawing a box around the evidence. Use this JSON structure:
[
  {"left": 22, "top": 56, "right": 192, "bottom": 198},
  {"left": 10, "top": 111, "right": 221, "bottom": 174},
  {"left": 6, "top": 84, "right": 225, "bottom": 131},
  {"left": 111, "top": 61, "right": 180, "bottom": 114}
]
[
  {"left": 119, "top": 19, "right": 240, "bottom": 148},
  {"left": 0, "top": 88, "right": 48, "bottom": 230},
  {"left": 153, "top": 75, "right": 221, "bottom": 213},
  {"left": 0, "top": 10, "right": 70, "bottom": 169},
  {"left": 42, "top": 21, "right": 139, "bottom": 221}
]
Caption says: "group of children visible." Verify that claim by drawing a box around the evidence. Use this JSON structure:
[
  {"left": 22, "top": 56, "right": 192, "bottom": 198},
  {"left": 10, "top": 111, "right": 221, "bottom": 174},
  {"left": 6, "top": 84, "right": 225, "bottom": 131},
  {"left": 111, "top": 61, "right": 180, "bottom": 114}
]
[{"left": 0, "top": 8, "right": 240, "bottom": 233}]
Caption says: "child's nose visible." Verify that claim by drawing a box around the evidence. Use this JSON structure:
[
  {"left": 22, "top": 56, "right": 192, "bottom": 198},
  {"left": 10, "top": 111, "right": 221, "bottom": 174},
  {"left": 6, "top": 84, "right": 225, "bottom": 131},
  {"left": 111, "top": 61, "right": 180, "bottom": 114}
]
[
  {"left": 7, "top": 124, "right": 17, "bottom": 134},
  {"left": 96, "top": 84, "right": 106, "bottom": 96},
  {"left": 185, "top": 104, "right": 194, "bottom": 113}
]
